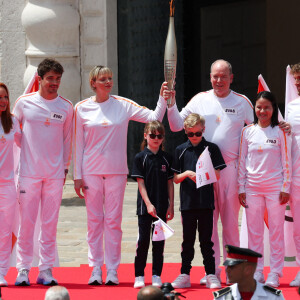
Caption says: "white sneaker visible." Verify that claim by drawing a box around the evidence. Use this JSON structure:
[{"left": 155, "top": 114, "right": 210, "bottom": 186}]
[
  {"left": 134, "top": 276, "right": 145, "bottom": 289},
  {"left": 105, "top": 269, "right": 119, "bottom": 285},
  {"left": 290, "top": 271, "right": 300, "bottom": 287},
  {"left": 265, "top": 272, "right": 280, "bottom": 288},
  {"left": 88, "top": 267, "right": 102, "bottom": 285},
  {"left": 172, "top": 274, "right": 191, "bottom": 289},
  {"left": 206, "top": 274, "right": 221, "bottom": 289},
  {"left": 152, "top": 275, "right": 162, "bottom": 287},
  {"left": 254, "top": 271, "right": 265, "bottom": 283},
  {"left": 15, "top": 269, "right": 30, "bottom": 286},
  {"left": 200, "top": 269, "right": 221, "bottom": 285},
  {"left": 36, "top": 268, "right": 58, "bottom": 286},
  {"left": 200, "top": 274, "right": 207, "bottom": 285},
  {"left": 0, "top": 274, "right": 8, "bottom": 287}
]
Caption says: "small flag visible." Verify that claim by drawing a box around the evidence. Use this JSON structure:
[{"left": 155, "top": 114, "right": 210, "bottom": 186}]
[
  {"left": 152, "top": 217, "right": 174, "bottom": 241},
  {"left": 257, "top": 74, "right": 284, "bottom": 121},
  {"left": 24, "top": 71, "right": 39, "bottom": 94},
  {"left": 196, "top": 146, "right": 217, "bottom": 188}
]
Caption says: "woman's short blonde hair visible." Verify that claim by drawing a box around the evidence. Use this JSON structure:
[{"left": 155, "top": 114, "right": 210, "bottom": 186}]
[
  {"left": 89, "top": 65, "right": 113, "bottom": 91},
  {"left": 184, "top": 113, "right": 205, "bottom": 129}
]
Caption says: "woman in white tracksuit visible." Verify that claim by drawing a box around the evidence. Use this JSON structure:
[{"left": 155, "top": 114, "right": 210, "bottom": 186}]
[
  {"left": 73, "top": 66, "right": 171, "bottom": 286},
  {"left": 238, "top": 91, "right": 291, "bottom": 288},
  {"left": 0, "top": 83, "right": 21, "bottom": 286}
]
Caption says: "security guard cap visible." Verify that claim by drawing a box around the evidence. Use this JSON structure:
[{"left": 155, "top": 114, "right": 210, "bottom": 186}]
[{"left": 223, "top": 245, "right": 262, "bottom": 266}]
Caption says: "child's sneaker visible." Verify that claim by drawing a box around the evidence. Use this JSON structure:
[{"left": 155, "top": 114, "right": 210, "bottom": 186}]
[
  {"left": 0, "top": 274, "right": 8, "bottom": 287},
  {"left": 290, "top": 271, "right": 300, "bottom": 287},
  {"left": 172, "top": 274, "right": 191, "bottom": 288},
  {"left": 152, "top": 275, "right": 162, "bottom": 288},
  {"left": 206, "top": 274, "right": 221, "bottom": 289},
  {"left": 200, "top": 269, "right": 221, "bottom": 285},
  {"left": 134, "top": 276, "right": 145, "bottom": 289}
]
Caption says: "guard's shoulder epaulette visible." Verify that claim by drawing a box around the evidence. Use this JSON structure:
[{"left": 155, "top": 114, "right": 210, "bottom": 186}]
[
  {"left": 213, "top": 286, "right": 232, "bottom": 298},
  {"left": 263, "top": 285, "right": 282, "bottom": 296}
]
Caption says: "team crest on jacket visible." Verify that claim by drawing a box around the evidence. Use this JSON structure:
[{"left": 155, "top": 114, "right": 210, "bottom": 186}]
[
  {"left": 0, "top": 136, "right": 6, "bottom": 143},
  {"left": 161, "top": 165, "right": 166, "bottom": 172},
  {"left": 44, "top": 118, "right": 51, "bottom": 127},
  {"left": 216, "top": 116, "right": 221, "bottom": 123}
]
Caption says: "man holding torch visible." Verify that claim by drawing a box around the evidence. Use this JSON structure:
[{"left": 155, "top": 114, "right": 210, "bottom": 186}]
[{"left": 167, "top": 59, "right": 254, "bottom": 284}]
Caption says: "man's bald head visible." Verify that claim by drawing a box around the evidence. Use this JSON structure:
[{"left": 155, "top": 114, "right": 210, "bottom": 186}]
[
  {"left": 137, "top": 285, "right": 164, "bottom": 300},
  {"left": 45, "top": 286, "right": 70, "bottom": 300},
  {"left": 210, "top": 59, "right": 233, "bottom": 74}
]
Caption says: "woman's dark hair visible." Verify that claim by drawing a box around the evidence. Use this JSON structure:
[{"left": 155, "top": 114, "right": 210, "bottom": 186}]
[
  {"left": 253, "top": 91, "right": 279, "bottom": 127},
  {"left": 0, "top": 83, "right": 13, "bottom": 134},
  {"left": 140, "top": 120, "right": 165, "bottom": 151}
]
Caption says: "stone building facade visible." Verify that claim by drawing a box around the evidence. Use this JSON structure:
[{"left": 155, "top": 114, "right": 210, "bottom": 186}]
[{"left": 0, "top": 0, "right": 118, "bottom": 104}]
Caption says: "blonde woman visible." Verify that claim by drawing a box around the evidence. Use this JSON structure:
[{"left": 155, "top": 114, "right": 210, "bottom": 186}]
[{"left": 73, "top": 66, "right": 172, "bottom": 286}]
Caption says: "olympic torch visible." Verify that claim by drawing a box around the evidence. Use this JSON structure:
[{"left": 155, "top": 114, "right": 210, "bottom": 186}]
[{"left": 164, "top": 0, "right": 177, "bottom": 105}]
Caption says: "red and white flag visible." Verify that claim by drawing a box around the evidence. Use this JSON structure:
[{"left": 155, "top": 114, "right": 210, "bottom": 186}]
[
  {"left": 258, "top": 74, "right": 284, "bottom": 121},
  {"left": 152, "top": 217, "right": 174, "bottom": 241},
  {"left": 196, "top": 146, "right": 217, "bottom": 188},
  {"left": 24, "top": 71, "right": 39, "bottom": 94}
]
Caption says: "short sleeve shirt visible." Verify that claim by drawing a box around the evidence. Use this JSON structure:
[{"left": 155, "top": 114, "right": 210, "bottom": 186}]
[
  {"left": 131, "top": 148, "right": 174, "bottom": 215},
  {"left": 172, "top": 138, "right": 226, "bottom": 210}
]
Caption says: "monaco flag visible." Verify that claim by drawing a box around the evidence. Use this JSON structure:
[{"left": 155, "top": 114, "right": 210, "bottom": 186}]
[
  {"left": 258, "top": 74, "right": 284, "bottom": 121},
  {"left": 196, "top": 146, "right": 217, "bottom": 188},
  {"left": 152, "top": 217, "right": 174, "bottom": 241}
]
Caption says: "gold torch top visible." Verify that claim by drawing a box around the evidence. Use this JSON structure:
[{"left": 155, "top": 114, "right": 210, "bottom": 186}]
[{"left": 169, "top": 0, "right": 175, "bottom": 17}]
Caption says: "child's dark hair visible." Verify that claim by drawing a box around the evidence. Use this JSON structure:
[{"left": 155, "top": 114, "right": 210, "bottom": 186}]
[
  {"left": 254, "top": 91, "right": 279, "bottom": 128},
  {"left": 141, "top": 121, "right": 165, "bottom": 151}
]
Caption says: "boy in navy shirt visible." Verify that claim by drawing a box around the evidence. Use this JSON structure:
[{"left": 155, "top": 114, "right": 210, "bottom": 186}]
[{"left": 171, "top": 113, "right": 226, "bottom": 289}]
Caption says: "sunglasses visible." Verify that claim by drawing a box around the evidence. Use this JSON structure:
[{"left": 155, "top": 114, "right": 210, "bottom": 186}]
[
  {"left": 186, "top": 131, "right": 203, "bottom": 137},
  {"left": 148, "top": 133, "right": 164, "bottom": 140}
]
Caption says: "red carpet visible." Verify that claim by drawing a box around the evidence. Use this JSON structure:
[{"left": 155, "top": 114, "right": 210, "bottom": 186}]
[{"left": 2, "top": 264, "right": 299, "bottom": 299}]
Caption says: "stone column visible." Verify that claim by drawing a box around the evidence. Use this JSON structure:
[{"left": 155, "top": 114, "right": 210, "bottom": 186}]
[
  {"left": 80, "top": 0, "right": 118, "bottom": 99},
  {"left": 21, "top": 0, "right": 80, "bottom": 103}
]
